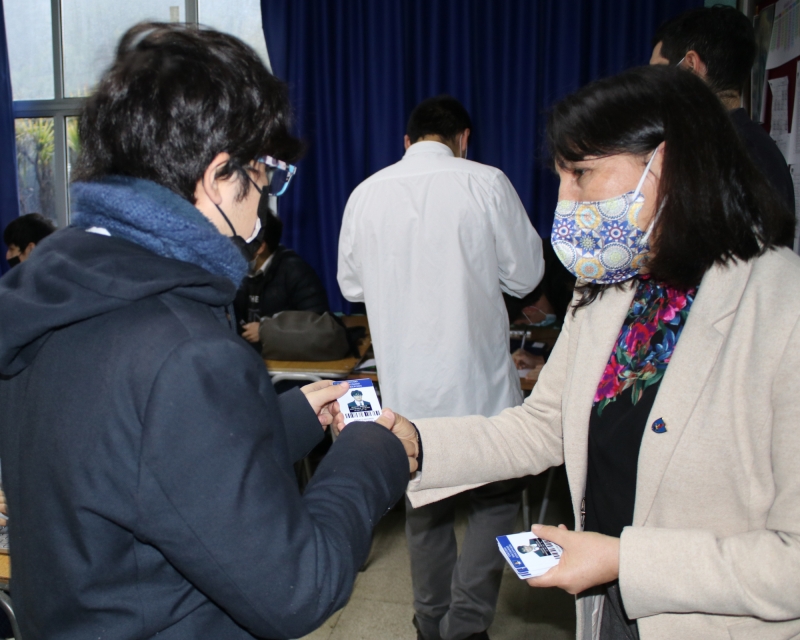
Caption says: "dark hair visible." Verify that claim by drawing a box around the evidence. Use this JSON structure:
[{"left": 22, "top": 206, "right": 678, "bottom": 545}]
[
  {"left": 261, "top": 208, "right": 284, "bottom": 253},
  {"left": 547, "top": 65, "right": 793, "bottom": 310},
  {"left": 653, "top": 6, "right": 756, "bottom": 94},
  {"left": 73, "top": 22, "right": 304, "bottom": 203},
  {"left": 406, "top": 95, "right": 472, "bottom": 144},
  {"left": 4, "top": 213, "right": 56, "bottom": 249}
]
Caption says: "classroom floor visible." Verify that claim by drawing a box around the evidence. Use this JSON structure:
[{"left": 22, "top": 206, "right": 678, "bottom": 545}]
[{"left": 301, "top": 468, "right": 577, "bottom": 640}]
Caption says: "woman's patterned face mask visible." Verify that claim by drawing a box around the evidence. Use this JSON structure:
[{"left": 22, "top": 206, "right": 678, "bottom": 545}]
[{"left": 551, "top": 151, "right": 658, "bottom": 284}]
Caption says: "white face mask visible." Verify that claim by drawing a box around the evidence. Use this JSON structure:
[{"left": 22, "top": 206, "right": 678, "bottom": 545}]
[{"left": 244, "top": 216, "right": 261, "bottom": 244}]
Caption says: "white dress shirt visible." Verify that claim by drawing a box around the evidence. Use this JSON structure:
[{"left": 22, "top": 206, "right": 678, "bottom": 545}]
[{"left": 338, "top": 141, "right": 544, "bottom": 419}]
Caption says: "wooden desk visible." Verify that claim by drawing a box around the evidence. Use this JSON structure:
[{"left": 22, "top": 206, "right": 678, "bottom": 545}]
[
  {"left": 0, "top": 549, "right": 9, "bottom": 585},
  {"left": 264, "top": 316, "right": 371, "bottom": 379},
  {"left": 513, "top": 324, "right": 562, "bottom": 392},
  {"left": 264, "top": 316, "right": 561, "bottom": 392}
]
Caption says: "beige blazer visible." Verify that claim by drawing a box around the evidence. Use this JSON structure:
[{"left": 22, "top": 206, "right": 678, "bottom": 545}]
[{"left": 408, "top": 248, "right": 800, "bottom": 640}]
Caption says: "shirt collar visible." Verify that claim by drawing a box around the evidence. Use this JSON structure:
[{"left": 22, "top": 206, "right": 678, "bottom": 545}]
[
  {"left": 250, "top": 251, "right": 274, "bottom": 277},
  {"left": 403, "top": 140, "right": 454, "bottom": 159}
]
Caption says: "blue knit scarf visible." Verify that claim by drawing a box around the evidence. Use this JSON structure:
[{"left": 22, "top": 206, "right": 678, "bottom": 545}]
[{"left": 70, "top": 176, "right": 247, "bottom": 284}]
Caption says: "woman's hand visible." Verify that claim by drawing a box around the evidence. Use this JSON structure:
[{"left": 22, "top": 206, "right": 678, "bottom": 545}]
[
  {"left": 339, "top": 407, "right": 419, "bottom": 473},
  {"left": 526, "top": 524, "right": 620, "bottom": 595},
  {"left": 375, "top": 410, "right": 419, "bottom": 473},
  {"left": 301, "top": 380, "right": 348, "bottom": 431}
]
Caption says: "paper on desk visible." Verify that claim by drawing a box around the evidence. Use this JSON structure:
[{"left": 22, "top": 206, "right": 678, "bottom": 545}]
[
  {"left": 334, "top": 378, "right": 382, "bottom": 425},
  {"left": 497, "top": 531, "right": 562, "bottom": 579},
  {"left": 767, "top": 0, "right": 800, "bottom": 70},
  {"left": 354, "top": 358, "right": 377, "bottom": 371},
  {"left": 769, "top": 77, "right": 791, "bottom": 159}
]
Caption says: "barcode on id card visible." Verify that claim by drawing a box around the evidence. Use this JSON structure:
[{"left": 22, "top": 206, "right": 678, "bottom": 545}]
[{"left": 344, "top": 410, "right": 381, "bottom": 420}]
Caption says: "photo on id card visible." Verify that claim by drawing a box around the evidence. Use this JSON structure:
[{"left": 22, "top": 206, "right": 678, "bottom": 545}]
[{"left": 334, "top": 378, "right": 382, "bottom": 425}]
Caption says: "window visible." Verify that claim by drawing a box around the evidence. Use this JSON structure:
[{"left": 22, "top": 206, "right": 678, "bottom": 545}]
[
  {"left": 3, "top": 0, "right": 271, "bottom": 228},
  {"left": 15, "top": 118, "right": 56, "bottom": 223},
  {"left": 198, "top": 0, "right": 270, "bottom": 68}
]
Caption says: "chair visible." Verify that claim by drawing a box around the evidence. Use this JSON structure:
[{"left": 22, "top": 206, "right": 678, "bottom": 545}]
[
  {"left": 0, "top": 591, "right": 21, "bottom": 640},
  {"left": 521, "top": 466, "right": 558, "bottom": 532}
]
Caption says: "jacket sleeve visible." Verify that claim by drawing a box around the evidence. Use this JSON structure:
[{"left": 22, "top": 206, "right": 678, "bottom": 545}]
[
  {"left": 282, "top": 254, "right": 331, "bottom": 314},
  {"left": 619, "top": 315, "right": 800, "bottom": 621},
  {"left": 277, "top": 386, "right": 326, "bottom": 463},
  {"left": 337, "top": 194, "right": 365, "bottom": 302},
  {"left": 407, "top": 297, "right": 572, "bottom": 507},
  {"left": 137, "top": 337, "right": 409, "bottom": 639},
  {"left": 489, "top": 171, "right": 545, "bottom": 298}
]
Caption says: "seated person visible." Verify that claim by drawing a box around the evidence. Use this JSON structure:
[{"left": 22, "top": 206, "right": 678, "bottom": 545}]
[
  {"left": 234, "top": 208, "right": 331, "bottom": 348},
  {"left": 508, "top": 241, "right": 575, "bottom": 380},
  {"left": 504, "top": 239, "right": 576, "bottom": 327},
  {"left": 3, "top": 213, "right": 56, "bottom": 267}
]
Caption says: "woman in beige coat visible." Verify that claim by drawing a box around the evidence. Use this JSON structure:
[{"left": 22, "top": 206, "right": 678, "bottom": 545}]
[{"left": 385, "top": 66, "right": 800, "bottom": 639}]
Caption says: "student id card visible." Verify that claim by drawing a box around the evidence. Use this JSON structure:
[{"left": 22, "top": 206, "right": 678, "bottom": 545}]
[
  {"left": 496, "top": 531, "right": 563, "bottom": 579},
  {"left": 334, "top": 378, "right": 382, "bottom": 425}
]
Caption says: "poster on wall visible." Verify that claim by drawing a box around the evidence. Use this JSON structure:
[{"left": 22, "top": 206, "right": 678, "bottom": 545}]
[
  {"left": 753, "top": 3, "right": 777, "bottom": 122},
  {"left": 789, "top": 64, "right": 800, "bottom": 165},
  {"left": 769, "top": 76, "right": 791, "bottom": 156},
  {"left": 766, "top": 0, "right": 800, "bottom": 70}
]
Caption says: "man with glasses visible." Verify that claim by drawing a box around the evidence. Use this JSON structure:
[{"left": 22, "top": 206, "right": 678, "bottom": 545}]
[
  {"left": 0, "top": 22, "right": 415, "bottom": 640},
  {"left": 650, "top": 6, "right": 795, "bottom": 220}
]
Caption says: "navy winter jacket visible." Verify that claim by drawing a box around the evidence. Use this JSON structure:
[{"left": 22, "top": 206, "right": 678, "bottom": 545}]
[{"left": 0, "top": 227, "right": 408, "bottom": 639}]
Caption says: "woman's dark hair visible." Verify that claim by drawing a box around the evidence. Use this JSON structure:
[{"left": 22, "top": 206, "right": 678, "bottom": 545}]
[
  {"left": 547, "top": 65, "right": 794, "bottom": 310},
  {"left": 73, "top": 22, "right": 304, "bottom": 202},
  {"left": 406, "top": 95, "right": 473, "bottom": 144}
]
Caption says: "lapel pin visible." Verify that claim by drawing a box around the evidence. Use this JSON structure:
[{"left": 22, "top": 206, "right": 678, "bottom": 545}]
[{"left": 651, "top": 418, "right": 667, "bottom": 434}]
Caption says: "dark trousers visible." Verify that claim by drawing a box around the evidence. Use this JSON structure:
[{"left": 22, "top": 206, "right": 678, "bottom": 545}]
[
  {"left": 405, "top": 480, "right": 523, "bottom": 640},
  {"left": 600, "top": 581, "right": 639, "bottom": 640}
]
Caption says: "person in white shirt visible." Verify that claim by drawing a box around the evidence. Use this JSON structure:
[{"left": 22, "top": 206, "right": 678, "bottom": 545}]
[{"left": 338, "top": 95, "right": 544, "bottom": 640}]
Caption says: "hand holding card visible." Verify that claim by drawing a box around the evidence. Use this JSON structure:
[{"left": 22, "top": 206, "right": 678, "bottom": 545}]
[
  {"left": 335, "top": 380, "right": 419, "bottom": 473},
  {"left": 497, "top": 531, "right": 563, "bottom": 579},
  {"left": 519, "top": 524, "right": 620, "bottom": 595}
]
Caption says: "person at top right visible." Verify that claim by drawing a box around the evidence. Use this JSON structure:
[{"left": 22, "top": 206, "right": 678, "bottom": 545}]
[{"left": 650, "top": 5, "right": 795, "bottom": 220}]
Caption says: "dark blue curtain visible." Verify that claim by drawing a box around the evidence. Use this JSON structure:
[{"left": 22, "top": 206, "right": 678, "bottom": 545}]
[
  {"left": 0, "top": 0, "right": 18, "bottom": 275},
  {"left": 261, "top": 0, "right": 702, "bottom": 312}
]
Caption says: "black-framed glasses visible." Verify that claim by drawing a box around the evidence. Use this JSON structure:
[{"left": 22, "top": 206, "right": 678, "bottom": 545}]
[{"left": 255, "top": 155, "right": 297, "bottom": 196}]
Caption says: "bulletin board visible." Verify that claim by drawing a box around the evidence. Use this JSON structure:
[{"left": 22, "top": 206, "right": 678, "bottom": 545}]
[{"left": 753, "top": 0, "right": 800, "bottom": 236}]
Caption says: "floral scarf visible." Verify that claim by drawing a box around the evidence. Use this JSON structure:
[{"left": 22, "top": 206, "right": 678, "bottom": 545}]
[{"left": 594, "top": 278, "right": 696, "bottom": 416}]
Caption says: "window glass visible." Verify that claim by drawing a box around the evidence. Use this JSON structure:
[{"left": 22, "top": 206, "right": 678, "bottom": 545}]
[
  {"left": 66, "top": 115, "right": 80, "bottom": 221},
  {"left": 198, "top": 0, "right": 271, "bottom": 69},
  {"left": 61, "top": 0, "right": 182, "bottom": 98},
  {"left": 4, "top": 0, "right": 55, "bottom": 100},
  {"left": 15, "top": 118, "right": 57, "bottom": 224}
]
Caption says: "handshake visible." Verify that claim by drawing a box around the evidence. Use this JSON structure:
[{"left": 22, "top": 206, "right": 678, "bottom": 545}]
[{"left": 300, "top": 380, "right": 420, "bottom": 473}]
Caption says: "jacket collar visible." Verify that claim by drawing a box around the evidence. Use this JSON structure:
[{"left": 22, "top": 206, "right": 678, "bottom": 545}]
[{"left": 633, "top": 258, "right": 752, "bottom": 525}]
